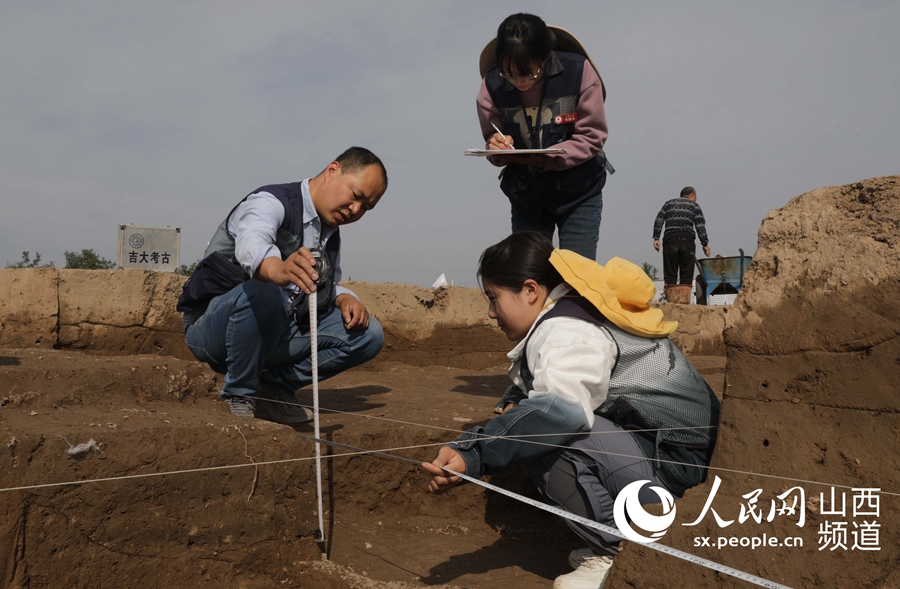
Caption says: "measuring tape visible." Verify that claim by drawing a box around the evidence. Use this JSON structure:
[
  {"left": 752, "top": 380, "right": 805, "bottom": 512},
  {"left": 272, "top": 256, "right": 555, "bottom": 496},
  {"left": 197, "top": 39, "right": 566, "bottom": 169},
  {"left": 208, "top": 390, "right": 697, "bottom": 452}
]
[
  {"left": 309, "top": 290, "right": 325, "bottom": 543},
  {"left": 297, "top": 435, "right": 794, "bottom": 589}
]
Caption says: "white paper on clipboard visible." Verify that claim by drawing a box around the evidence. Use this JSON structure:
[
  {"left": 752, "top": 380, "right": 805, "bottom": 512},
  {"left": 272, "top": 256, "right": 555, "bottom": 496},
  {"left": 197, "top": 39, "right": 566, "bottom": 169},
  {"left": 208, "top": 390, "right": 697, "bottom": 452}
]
[{"left": 464, "top": 148, "right": 567, "bottom": 156}]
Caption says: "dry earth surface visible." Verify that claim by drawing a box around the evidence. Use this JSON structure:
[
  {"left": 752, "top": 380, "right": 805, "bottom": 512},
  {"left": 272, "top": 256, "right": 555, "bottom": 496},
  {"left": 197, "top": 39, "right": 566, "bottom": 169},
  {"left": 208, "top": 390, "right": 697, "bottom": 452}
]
[
  {"left": 0, "top": 293, "right": 724, "bottom": 589},
  {"left": 1, "top": 175, "right": 898, "bottom": 588}
]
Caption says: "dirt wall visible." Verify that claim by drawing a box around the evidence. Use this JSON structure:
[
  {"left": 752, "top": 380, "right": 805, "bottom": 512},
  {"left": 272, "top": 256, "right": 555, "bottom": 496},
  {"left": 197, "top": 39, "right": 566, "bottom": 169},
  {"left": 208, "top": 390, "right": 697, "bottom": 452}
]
[
  {"left": 0, "top": 269, "right": 58, "bottom": 349},
  {"left": 651, "top": 301, "right": 730, "bottom": 356},
  {"left": 611, "top": 175, "right": 900, "bottom": 588},
  {"left": 0, "top": 272, "right": 727, "bottom": 367}
]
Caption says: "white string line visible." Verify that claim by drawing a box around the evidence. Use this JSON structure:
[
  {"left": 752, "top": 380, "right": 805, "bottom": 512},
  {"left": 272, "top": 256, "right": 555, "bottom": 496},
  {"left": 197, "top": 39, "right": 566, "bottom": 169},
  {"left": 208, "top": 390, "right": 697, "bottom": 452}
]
[
  {"left": 288, "top": 395, "right": 717, "bottom": 436},
  {"left": 263, "top": 396, "right": 900, "bottom": 497},
  {"left": 0, "top": 441, "right": 447, "bottom": 495},
  {"left": 2, "top": 433, "right": 897, "bottom": 503},
  {"left": 461, "top": 437, "right": 900, "bottom": 497},
  {"left": 7, "top": 406, "right": 891, "bottom": 498},
  {"left": 0, "top": 430, "right": 712, "bottom": 495}
]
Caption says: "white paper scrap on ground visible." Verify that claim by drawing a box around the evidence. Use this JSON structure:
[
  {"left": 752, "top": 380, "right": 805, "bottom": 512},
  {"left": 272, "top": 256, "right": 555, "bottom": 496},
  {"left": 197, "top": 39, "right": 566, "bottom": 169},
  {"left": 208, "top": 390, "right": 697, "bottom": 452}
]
[
  {"left": 67, "top": 439, "right": 100, "bottom": 456},
  {"left": 432, "top": 273, "right": 449, "bottom": 288}
]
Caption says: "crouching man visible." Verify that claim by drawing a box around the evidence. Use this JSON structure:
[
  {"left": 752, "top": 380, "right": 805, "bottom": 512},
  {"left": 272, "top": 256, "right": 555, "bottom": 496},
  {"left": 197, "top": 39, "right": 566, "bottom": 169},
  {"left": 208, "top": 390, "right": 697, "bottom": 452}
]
[{"left": 177, "top": 147, "right": 387, "bottom": 424}]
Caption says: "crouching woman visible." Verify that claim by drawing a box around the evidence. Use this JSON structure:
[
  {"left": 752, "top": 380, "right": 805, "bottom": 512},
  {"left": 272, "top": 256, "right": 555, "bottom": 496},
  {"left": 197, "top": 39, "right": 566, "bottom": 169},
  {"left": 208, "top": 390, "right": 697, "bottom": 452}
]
[{"left": 422, "top": 231, "right": 719, "bottom": 589}]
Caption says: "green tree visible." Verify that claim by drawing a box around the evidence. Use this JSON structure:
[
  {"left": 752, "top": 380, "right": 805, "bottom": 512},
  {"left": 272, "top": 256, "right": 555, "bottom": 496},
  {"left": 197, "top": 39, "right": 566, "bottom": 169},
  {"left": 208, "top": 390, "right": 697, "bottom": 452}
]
[
  {"left": 641, "top": 261, "right": 660, "bottom": 281},
  {"left": 63, "top": 249, "right": 115, "bottom": 270},
  {"left": 177, "top": 260, "right": 199, "bottom": 276},
  {"left": 5, "top": 251, "right": 54, "bottom": 268}
]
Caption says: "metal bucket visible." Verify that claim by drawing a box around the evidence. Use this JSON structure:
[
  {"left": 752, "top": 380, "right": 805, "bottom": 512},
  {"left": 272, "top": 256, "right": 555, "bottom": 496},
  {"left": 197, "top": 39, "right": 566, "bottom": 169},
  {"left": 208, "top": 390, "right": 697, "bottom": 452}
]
[{"left": 696, "top": 249, "right": 752, "bottom": 304}]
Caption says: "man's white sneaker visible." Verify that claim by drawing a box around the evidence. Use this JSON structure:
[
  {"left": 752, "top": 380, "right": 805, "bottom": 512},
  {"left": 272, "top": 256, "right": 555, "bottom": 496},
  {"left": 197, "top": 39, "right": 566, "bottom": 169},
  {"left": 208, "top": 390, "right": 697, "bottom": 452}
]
[{"left": 553, "top": 555, "right": 613, "bottom": 589}]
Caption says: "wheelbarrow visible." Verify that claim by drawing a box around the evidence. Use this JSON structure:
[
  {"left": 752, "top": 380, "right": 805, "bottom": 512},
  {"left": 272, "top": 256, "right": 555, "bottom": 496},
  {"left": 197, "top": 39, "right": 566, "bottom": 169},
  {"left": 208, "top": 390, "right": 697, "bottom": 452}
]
[{"left": 694, "top": 248, "right": 752, "bottom": 305}]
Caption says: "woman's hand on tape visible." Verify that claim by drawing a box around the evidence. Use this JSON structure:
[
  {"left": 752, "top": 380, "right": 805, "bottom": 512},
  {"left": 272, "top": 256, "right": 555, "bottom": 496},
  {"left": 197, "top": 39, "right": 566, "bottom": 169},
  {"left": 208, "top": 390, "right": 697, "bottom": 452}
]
[
  {"left": 257, "top": 247, "right": 318, "bottom": 293},
  {"left": 422, "top": 446, "right": 466, "bottom": 494}
]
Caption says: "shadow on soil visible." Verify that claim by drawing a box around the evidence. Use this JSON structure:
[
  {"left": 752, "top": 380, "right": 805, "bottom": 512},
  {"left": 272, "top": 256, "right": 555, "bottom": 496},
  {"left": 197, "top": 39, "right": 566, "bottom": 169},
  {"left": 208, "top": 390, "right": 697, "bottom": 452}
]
[
  {"left": 298, "top": 384, "right": 392, "bottom": 414},
  {"left": 450, "top": 374, "right": 510, "bottom": 398}
]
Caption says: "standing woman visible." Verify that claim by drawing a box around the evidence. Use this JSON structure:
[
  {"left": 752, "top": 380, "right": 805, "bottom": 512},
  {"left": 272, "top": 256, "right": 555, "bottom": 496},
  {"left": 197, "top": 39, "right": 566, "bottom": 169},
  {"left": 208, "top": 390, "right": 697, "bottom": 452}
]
[{"left": 477, "top": 13, "right": 612, "bottom": 260}]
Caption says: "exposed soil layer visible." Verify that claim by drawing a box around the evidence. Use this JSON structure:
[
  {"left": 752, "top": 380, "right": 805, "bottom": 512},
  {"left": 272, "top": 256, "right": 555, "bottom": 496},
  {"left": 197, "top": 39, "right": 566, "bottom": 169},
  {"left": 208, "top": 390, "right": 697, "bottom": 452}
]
[
  {"left": 0, "top": 347, "right": 725, "bottom": 589},
  {"left": 610, "top": 176, "right": 900, "bottom": 589}
]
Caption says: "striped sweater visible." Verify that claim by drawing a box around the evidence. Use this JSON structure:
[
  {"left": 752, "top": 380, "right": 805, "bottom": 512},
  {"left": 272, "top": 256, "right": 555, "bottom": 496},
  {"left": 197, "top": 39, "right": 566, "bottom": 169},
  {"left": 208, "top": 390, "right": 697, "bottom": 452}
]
[{"left": 652, "top": 197, "right": 709, "bottom": 246}]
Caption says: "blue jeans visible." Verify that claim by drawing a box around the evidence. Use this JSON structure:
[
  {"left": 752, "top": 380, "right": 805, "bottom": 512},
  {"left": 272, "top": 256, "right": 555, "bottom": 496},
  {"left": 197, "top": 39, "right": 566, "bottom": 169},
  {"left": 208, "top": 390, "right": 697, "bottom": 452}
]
[
  {"left": 511, "top": 190, "right": 603, "bottom": 260},
  {"left": 185, "top": 280, "right": 383, "bottom": 399}
]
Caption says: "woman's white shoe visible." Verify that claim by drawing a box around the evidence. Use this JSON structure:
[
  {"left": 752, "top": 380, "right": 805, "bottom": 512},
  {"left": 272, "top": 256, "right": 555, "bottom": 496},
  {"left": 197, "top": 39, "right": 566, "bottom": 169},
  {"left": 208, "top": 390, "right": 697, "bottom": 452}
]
[{"left": 553, "top": 555, "right": 613, "bottom": 589}]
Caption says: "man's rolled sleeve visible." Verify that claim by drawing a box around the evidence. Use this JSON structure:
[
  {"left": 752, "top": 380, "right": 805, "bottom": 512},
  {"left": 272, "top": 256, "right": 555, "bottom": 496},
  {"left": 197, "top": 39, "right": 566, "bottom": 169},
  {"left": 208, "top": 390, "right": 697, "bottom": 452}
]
[{"left": 230, "top": 192, "right": 286, "bottom": 277}]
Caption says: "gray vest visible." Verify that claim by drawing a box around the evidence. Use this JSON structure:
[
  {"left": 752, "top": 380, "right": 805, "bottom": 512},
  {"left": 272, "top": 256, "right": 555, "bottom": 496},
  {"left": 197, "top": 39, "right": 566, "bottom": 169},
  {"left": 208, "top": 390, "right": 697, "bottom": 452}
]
[
  {"left": 207, "top": 182, "right": 339, "bottom": 312},
  {"left": 207, "top": 183, "right": 337, "bottom": 261},
  {"left": 520, "top": 296, "right": 719, "bottom": 493}
]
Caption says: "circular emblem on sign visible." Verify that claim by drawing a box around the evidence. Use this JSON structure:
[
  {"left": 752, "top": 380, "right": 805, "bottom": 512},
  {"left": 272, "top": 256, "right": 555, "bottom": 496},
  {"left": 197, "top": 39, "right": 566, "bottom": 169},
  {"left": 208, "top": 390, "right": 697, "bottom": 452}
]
[
  {"left": 128, "top": 233, "right": 145, "bottom": 249},
  {"left": 554, "top": 115, "right": 562, "bottom": 124}
]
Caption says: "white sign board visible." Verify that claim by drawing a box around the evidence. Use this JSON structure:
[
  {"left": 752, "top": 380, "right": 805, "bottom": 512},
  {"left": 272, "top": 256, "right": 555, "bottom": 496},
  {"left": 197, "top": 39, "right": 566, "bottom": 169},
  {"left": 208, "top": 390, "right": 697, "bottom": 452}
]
[{"left": 117, "top": 225, "right": 180, "bottom": 271}]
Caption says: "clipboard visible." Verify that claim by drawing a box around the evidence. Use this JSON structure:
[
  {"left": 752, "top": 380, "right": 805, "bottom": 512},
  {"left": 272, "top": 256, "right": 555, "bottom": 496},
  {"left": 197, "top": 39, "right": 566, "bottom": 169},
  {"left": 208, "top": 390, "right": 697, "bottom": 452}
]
[{"left": 464, "top": 148, "right": 567, "bottom": 156}]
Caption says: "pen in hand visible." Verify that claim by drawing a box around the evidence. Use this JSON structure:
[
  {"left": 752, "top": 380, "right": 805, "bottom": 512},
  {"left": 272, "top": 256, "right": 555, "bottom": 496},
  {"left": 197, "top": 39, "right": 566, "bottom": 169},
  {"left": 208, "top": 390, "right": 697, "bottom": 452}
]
[{"left": 491, "top": 122, "right": 514, "bottom": 149}]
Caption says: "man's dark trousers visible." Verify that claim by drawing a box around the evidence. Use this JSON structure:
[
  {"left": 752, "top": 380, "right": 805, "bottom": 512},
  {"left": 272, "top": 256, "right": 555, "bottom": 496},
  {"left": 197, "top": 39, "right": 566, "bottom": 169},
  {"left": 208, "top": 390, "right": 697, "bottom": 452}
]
[{"left": 663, "top": 232, "right": 696, "bottom": 285}]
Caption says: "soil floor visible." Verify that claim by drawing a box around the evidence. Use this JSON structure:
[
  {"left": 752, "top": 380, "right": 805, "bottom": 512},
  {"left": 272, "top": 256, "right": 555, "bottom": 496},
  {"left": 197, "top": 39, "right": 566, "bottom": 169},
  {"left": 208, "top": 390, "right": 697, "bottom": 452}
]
[{"left": 0, "top": 348, "right": 725, "bottom": 589}]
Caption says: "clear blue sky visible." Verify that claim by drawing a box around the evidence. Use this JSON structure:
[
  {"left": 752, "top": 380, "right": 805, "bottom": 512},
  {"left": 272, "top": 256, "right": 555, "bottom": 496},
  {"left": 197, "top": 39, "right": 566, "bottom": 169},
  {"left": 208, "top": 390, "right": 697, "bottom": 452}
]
[{"left": 2, "top": 1, "right": 898, "bottom": 286}]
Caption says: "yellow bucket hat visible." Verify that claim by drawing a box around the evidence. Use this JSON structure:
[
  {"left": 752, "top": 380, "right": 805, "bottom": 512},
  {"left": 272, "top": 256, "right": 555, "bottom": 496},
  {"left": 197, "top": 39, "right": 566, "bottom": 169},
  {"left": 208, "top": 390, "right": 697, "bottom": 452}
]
[{"left": 549, "top": 249, "right": 677, "bottom": 337}]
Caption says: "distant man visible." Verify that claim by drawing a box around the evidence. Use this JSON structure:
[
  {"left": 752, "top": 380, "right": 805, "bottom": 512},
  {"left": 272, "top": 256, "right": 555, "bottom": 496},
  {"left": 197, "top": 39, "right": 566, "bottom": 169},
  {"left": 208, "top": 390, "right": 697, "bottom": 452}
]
[
  {"left": 176, "top": 147, "right": 387, "bottom": 424},
  {"left": 652, "top": 186, "right": 711, "bottom": 286}
]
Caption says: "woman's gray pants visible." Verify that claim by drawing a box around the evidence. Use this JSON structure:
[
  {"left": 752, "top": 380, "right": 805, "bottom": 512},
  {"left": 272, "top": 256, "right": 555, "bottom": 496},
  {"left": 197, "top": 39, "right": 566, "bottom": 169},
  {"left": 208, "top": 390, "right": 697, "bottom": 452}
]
[{"left": 524, "top": 416, "right": 674, "bottom": 556}]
